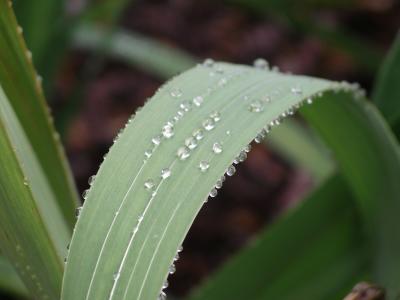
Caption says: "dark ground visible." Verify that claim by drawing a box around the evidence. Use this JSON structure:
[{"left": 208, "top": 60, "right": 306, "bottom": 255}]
[{"left": 51, "top": 0, "right": 400, "bottom": 297}]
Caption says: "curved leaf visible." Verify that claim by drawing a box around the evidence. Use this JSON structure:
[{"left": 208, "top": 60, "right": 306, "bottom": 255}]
[
  {"left": 62, "top": 61, "right": 389, "bottom": 300},
  {"left": 0, "top": 0, "right": 79, "bottom": 227}
]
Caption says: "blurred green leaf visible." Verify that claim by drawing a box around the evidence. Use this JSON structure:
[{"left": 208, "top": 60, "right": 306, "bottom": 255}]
[
  {"left": 0, "top": 255, "right": 27, "bottom": 297},
  {"left": 372, "top": 32, "right": 400, "bottom": 128},
  {"left": 189, "top": 176, "right": 367, "bottom": 300},
  {"left": 0, "top": 0, "right": 79, "bottom": 227}
]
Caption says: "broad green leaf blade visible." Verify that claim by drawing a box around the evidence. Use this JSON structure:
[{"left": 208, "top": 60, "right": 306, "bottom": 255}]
[
  {"left": 62, "top": 62, "right": 383, "bottom": 300},
  {"left": 372, "top": 32, "right": 400, "bottom": 127},
  {"left": 189, "top": 176, "right": 367, "bottom": 300},
  {"left": 301, "top": 94, "right": 400, "bottom": 297},
  {"left": 0, "top": 84, "right": 67, "bottom": 299},
  {"left": 73, "top": 24, "right": 334, "bottom": 182},
  {"left": 0, "top": 0, "right": 79, "bottom": 227},
  {"left": 0, "top": 255, "right": 27, "bottom": 297}
]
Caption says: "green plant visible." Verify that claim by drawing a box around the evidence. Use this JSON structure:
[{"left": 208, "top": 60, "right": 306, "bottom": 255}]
[{"left": 1, "top": 1, "right": 400, "bottom": 300}]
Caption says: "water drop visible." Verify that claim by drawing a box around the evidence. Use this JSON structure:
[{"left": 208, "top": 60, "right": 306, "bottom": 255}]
[
  {"left": 254, "top": 131, "right": 265, "bottom": 143},
  {"left": 158, "top": 291, "right": 167, "bottom": 300},
  {"left": 212, "top": 142, "right": 223, "bottom": 154},
  {"left": 138, "top": 214, "right": 144, "bottom": 222},
  {"left": 174, "top": 252, "right": 180, "bottom": 261},
  {"left": 75, "top": 206, "right": 82, "bottom": 218},
  {"left": 180, "top": 101, "right": 192, "bottom": 112},
  {"left": 144, "top": 179, "right": 155, "bottom": 190},
  {"left": 209, "top": 188, "right": 218, "bottom": 198},
  {"left": 177, "top": 146, "right": 190, "bottom": 160},
  {"left": 144, "top": 149, "right": 152, "bottom": 159},
  {"left": 170, "top": 88, "right": 182, "bottom": 98},
  {"left": 152, "top": 135, "right": 162, "bottom": 145},
  {"left": 226, "top": 130, "right": 231, "bottom": 135},
  {"left": 306, "top": 98, "right": 313, "bottom": 104},
  {"left": 193, "top": 129, "right": 204, "bottom": 140},
  {"left": 215, "top": 179, "right": 223, "bottom": 189},
  {"left": 244, "top": 145, "right": 251, "bottom": 152},
  {"left": 161, "top": 168, "right": 171, "bottom": 179},
  {"left": 202, "top": 118, "right": 215, "bottom": 131},
  {"left": 226, "top": 165, "right": 236, "bottom": 176},
  {"left": 249, "top": 100, "right": 264, "bottom": 113},
  {"left": 23, "top": 177, "right": 28, "bottom": 186},
  {"left": 162, "top": 123, "right": 174, "bottom": 138},
  {"left": 162, "top": 280, "right": 169, "bottom": 289},
  {"left": 82, "top": 189, "right": 89, "bottom": 199},
  {"left": 169, "top": 264, "right": 176, "bottom": 274},
  {"left": 113, "top": 272, "right": 120, "bottom": 281},
  {"left": 88, "top": 175, "right": 95, "bottom": 185},
  {"left": 193, "top": 96, "right": 204, "bottom": 106},
  {"left": 238, "top": 151, "right": 247, "bottom": 162},
  {"left": 177, "top": 110, "right": 185, "bottom": 117},
  {"left": 17, "top": 26, "right": 23, "bottom": 34},
  {"left": 178, "top": 245, "right": 183, "bottom": 252},
  {"left": 185, "top": 137, "right": 197, "bottom": 150},
  {"left": 199, "top": 160, "right": 210, "bottom": 172},
  {"left": 210, "top": 111, "right": 221, "bottom": 122},
  {"left": 253, "top": 58, "right": 269, "bottom": 70},
  {"left": 203, "top": 58, "right": 214, "bottom": 67},
  {"left": 218, "top": 78, "right": 227, "bottom": 86},
  {"left": 291, "top": 87, "right": 302, "bottom": 95},
  {"left": 26, "top": 50, "right": 32, "bottom": 60}
]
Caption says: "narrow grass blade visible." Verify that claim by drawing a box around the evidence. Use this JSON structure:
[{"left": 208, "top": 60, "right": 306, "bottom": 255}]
[
  {"left": 0, "top": 255, "right": 27, "bottom": 297},
  {"left": 0, "top": 83, "right": 68, "bottom": 299},
  {"left": 73, "top": 24, "right": 197, "bottom": 78},
  {"left": 372, "top": 31, "right": 400, "bottom": 127},
  {"left": 0, "top": 1, "right": 79, "bottom": 227},
  {"left": 189, "top": 175, "right": 367, "bottom": 300},
  {"left": 62, "top": 61, "right": 393, "bottom": 300}
]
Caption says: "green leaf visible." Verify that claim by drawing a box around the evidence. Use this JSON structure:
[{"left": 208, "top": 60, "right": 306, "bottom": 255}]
[
  {"left": 189, "top": 175, "right": 367, "bottom": 300},
  {"left": 0, "top": 0, "right": 79, "bottom": 227},
  {"left": 0, "top": 85, "right": 68, "bottom": 299},
  {"left": 0, "top": 255, "right": 27, "bottom": 297},
  {"left": 62, "top": 62, "right": 398, "bottom": 299},
  {"left": 301, "top": 93, "right": 400, "bottom": 298},
  {"left": 372, "top": 32, "right": 400, "bottom": 127},
  {"left": 72, "top": 24, "right": 197, "bottom": 79}
]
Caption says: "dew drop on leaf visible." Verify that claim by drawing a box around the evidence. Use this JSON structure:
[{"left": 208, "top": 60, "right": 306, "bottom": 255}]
[
  {"left": 209, "top": 188, "right": 218, "bottom": 198},
  {"left": 193, "top": 129, "right": 204, "bottom": 140},
  {"left": 177, "top": 146, "right": 190, "bottom": 160},
  {"left": 193, "top": 96, "right": 204, "bottom": 107},
  {"left": 180, "top": 101, "right": 192, "bottom": 112},
  {"left": 161, "top": 168, "right": 171, "bottom": 179},
  {"left": 212, "top": 142, "right": 223, "bottom": 154},
  {"left": 249, "top": 100, "right": 264, "bottom": 113},
  {"left": 203, "top": 58, "right": 214, "bottom": 67},
  {"left": 162, "top": 123, "right": 174, "bottom": 139},
  {"left": 169, "top": 264, "right": 176, "bottom": 274},
  {"left": 291, "top": 87, "right": 303, "bottom": 95},
  {"left": 185, "top": 137, "right": 198, "bottom": 150},
  {"left": 210, "top": 111, "right": 221, "bottom": 122},
  {"left": 226, "top": 165, "right": 236, "bottom": 176},
  {"left": 253, "top": 58, "right": 269, "bottom": 70},
  {"left": 170, "top": 88, "right": 182, "bottom": 98},
  {"left": 144, "top": 179, "right": 155, "bottom": 190},
  {"left": 152, "top": 136, "right": 162, "bottom": 145},
  {"left": 199, "top": 160, "right": 210, "bottom": 172},
  {"left": 202, "top": 118, "right": 215, "bottom": 131}
]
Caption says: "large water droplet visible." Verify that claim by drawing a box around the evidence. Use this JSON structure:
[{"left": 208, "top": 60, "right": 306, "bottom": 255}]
[
  {"left": 199, "top": 160, "right": 210, "bottom": 172},
  {"left": 113, "top": 272, "right": 120, "bottom": 281},
  {"left": 162, "top": 123, "right": 174, "bottom": 138},
  {"left": 161, "top": 168, "right": 171, "bottom": 179},
  {"left": 162, "top": 280, "right": 169, "bottom": 289},
  {"left": 144, "top": 149, "right": 152, "bottom": 159},
  {"left": 193, "top": 96, "right": 204, "bottom": 107},
  {"left": 306, "top": 98, "right": 313, "bottom": 104},
  {"left": 253, "top": 58, "right": 269, "bottom": 70},
  {"left": 212, "top": 142, "right": 223, "bottom": 154},
  {"left": 185, "top": 137, "right": 197, "bottom": 150},
  {"left": 144, "top": 179, "right": 155, "bottom": 190},
  {"left": 82, "top": 189, "right": 89, "bottom": 199},
  {"left": 177, "top": 146, "right": 190, "bottom": 160},
  {"left": 249, "top": 100, "right": 264, "bottom": 113},
  {"left": 226, "top": 165, "right": 236, "bottom": 176},
  {"left": 202, "top": 118, "right": 215, "bottom": 131},
  {"left": 170, "top": 88, "right": 182, "bottom": 98}
]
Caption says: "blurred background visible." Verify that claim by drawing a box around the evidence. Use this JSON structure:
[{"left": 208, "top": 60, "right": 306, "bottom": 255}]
[{"left": 7, "top": 0, "right": 400, "bottom": 298}]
